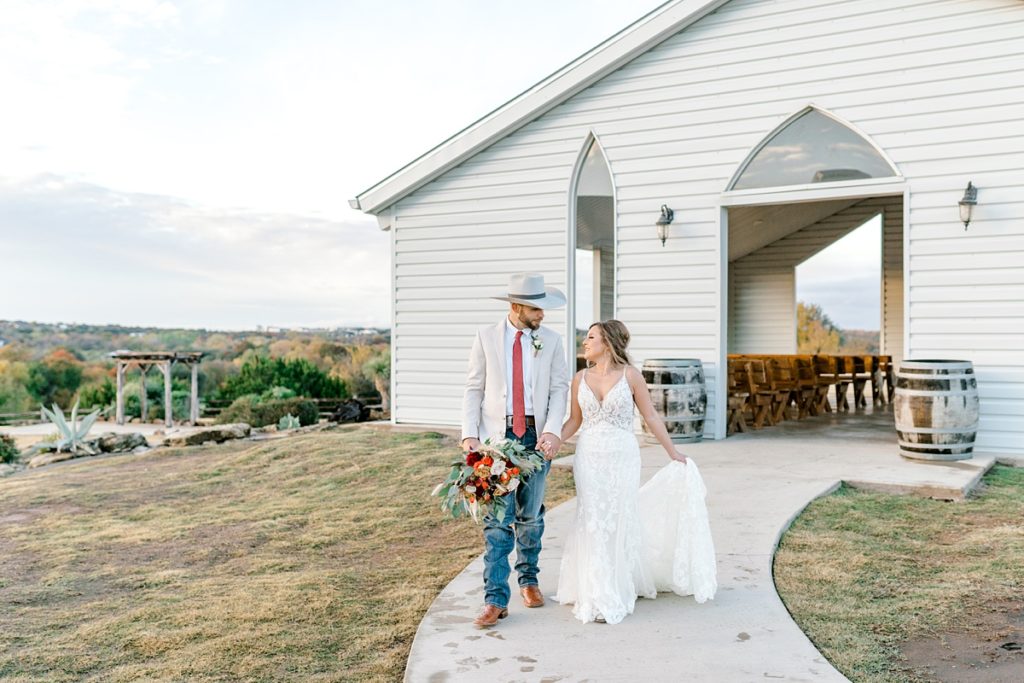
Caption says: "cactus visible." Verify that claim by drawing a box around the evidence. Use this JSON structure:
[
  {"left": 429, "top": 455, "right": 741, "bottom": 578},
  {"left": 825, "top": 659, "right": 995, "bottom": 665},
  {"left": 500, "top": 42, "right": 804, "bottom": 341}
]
[
  {"left": 40, "top": 399, "right": 100, "bottom": 454},
  {"left": 278, "top": 413, "right": 301, "bottom": 430}
]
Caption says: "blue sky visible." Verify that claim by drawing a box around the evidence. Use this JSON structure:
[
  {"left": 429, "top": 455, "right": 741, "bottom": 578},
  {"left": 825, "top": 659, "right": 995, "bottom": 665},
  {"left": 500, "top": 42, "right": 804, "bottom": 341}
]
[{"left": 1, "top": 0, "right": 879, "bottom": 330}]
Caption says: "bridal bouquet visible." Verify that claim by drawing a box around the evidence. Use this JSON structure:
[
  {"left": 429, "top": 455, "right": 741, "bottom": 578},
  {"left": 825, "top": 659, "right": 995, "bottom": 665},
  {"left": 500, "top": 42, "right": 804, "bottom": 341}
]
[{"left": 432, "top": 438, "right": 546, "bottom": 523}]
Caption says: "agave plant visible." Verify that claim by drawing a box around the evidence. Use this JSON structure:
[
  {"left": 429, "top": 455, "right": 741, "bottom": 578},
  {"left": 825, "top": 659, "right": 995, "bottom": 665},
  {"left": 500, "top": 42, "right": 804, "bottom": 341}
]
[
  {"left": 41, "top": 399, "right": 101, "bottom": 454},
  {"left": 278, "top": 413, "right": 301, "bottom": 430}
]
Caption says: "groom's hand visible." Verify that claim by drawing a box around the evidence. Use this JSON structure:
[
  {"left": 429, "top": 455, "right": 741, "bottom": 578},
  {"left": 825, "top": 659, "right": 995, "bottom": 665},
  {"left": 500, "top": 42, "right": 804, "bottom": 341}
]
[
  {"left": 462, "top": 437, "right": 482, "bottom": 452},
  {"left": 537, "top": 433, "right": 561, "bottom": 460}
]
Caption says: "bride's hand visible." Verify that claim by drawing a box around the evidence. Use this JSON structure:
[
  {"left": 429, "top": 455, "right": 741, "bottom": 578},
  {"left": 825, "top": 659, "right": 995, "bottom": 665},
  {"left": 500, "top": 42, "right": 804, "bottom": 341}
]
[{"left": 670, "top": 448, "right": 688, "bottom": 464}]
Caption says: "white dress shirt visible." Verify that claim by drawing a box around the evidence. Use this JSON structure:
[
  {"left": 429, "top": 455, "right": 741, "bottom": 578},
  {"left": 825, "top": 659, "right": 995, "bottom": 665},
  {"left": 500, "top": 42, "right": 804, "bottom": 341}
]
[{"left": 505, "top": 317, "right": 535, "bottom": 415}]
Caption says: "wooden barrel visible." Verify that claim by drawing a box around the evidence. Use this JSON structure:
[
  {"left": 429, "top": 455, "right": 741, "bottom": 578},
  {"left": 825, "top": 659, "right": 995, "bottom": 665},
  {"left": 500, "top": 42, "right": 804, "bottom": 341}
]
[
  {"left": 893, "top": 359, "right": 979, "bottom": 461},
  {"left": 641, "top": 359, "right": 706, "bottom": 443}
]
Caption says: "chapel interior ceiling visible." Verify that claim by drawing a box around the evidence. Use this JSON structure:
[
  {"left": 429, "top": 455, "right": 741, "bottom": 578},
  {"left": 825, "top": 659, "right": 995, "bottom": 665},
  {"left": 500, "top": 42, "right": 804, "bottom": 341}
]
[{"left": 728, "top": 198, "right": 859, "bottom": 262}]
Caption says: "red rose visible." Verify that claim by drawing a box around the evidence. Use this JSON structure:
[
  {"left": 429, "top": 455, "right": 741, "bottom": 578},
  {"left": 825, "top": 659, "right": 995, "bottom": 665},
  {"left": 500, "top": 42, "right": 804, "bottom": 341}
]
[{"left": 466, "top": 451, "right": 483, "bottom": 466}]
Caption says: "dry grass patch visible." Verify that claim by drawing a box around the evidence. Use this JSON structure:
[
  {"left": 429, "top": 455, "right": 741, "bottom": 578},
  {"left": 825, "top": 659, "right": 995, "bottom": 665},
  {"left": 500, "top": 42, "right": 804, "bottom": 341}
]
[
  {"left": 0, "top": 427, "right": 576, "bottom": 682},
  {"left": 774, "top": 465, "right": 1024, "bottom": 683}
]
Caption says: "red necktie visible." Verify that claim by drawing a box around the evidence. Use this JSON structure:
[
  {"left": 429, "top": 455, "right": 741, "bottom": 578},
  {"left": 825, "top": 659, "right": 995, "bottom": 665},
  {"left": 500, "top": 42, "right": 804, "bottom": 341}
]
[{"left": 512, "top": 330, "right": 526, "bottom": 437}]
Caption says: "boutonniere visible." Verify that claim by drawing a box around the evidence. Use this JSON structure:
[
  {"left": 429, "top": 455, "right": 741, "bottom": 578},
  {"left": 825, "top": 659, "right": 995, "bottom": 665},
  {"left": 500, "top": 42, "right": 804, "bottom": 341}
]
[{"left": 530, "top": 332, "right": 543, "bottom": 357}]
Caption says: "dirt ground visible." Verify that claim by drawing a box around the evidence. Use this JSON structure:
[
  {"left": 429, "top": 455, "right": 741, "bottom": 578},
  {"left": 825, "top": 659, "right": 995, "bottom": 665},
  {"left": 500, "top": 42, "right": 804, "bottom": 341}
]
[{"left": 900, "top": 600, "right": 1024, "bottom": 682}]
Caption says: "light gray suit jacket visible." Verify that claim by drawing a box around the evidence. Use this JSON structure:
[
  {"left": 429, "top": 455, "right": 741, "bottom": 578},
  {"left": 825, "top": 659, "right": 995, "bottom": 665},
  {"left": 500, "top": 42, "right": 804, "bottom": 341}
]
[{"left": 461, "top": 320, "right": 570, "bottom": 443}]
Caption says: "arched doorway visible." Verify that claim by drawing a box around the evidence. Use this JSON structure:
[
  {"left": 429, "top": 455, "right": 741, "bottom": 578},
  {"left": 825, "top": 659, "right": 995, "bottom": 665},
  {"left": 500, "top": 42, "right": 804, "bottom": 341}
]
[
  {"left": 569, "top": 136, "right": 615, "bottom": 368},
  {"left": 717, "top": 107, "right": 906, "bottom": 438}
]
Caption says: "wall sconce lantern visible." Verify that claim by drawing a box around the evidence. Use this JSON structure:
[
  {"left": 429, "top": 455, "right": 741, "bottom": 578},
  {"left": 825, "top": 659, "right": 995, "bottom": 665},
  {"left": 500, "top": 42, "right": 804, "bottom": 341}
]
[
  {"left": 655, "top": 205, "right": 674, "bottom": 246},
  {"left": 958, "top": 182, "right": 977, "bottom": 230}
]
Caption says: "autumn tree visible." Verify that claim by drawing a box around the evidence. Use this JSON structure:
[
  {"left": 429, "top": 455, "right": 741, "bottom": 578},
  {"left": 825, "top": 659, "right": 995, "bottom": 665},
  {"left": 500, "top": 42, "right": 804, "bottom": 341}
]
[
  {"left": 797, "top": 302, "right": 842, "bottom": 354},
  {"left": 0, "top": 358, "right": 33, "bottom": 413},
  {"left": 26, "top": 348, "right": 84, "bottom": 408}
]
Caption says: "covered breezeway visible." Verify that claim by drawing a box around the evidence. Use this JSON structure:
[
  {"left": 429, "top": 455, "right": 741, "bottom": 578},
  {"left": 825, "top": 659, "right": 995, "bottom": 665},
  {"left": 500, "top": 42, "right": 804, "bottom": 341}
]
[{"left": 714, "top": 107, "right": 906, "bottom": 440}]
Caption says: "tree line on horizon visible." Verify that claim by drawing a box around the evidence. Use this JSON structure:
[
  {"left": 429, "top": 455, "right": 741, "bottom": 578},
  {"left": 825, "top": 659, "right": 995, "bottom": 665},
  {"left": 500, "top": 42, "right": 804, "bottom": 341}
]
[
  {"left": 797, "top": 302, "right": 879, "bottom": 355},
  {"left": 0, "top": 321, "right": 390, "bottom": 419}
]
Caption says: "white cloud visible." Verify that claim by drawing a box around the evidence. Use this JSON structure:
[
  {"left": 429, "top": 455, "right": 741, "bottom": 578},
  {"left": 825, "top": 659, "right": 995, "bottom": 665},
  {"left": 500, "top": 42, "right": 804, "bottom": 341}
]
[
  {"left": 797, "top": 216, "right": 882, "bottom": 330},
  {"left": 0, "top": 175, "right": 388, "bottom": 329}
]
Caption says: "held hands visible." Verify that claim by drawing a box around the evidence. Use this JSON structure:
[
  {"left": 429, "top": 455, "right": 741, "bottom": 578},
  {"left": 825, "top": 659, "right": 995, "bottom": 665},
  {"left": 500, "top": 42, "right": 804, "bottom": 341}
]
[{"left": 537, "top": 433, "right": 562, "bottom": 460}]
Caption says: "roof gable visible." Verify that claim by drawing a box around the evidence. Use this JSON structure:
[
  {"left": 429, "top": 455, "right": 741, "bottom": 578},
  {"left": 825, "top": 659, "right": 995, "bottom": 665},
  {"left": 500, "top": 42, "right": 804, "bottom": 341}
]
[{"left": 351, "top": 0, "right": 729, "bottom": 216}]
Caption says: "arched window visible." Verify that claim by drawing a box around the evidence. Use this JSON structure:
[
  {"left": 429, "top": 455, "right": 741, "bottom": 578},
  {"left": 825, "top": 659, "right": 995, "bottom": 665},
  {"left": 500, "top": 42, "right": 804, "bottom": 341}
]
[
  {"left": 730, "top": 108, "right": 899, "bottom": 191},
  {"left": 572, "top": 138, "right": 614, "bottom": 358}
]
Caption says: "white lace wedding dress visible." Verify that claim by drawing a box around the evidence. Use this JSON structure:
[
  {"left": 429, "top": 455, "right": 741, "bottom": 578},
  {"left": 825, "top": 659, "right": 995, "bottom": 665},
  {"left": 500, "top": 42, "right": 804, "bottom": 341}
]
[{"left": 553, "top": 371, "right": 717, "bottom": 624}]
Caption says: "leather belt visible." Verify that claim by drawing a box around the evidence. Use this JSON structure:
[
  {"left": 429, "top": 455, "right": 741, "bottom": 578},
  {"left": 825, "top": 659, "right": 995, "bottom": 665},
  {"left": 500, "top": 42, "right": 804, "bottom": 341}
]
[{"left": 506, "top": 415, "right": 537, "bottom": 428}]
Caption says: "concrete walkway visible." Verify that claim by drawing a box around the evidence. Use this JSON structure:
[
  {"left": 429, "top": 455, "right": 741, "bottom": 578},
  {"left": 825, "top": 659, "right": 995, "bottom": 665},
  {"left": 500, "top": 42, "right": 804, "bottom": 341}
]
[{"left": 405, "top": 408, "right": 1002, "bottom": 682}]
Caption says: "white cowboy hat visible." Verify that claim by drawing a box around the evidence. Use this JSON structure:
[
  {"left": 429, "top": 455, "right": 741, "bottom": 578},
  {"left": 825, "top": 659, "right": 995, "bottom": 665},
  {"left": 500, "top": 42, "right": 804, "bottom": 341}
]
[{"left": 492, "top": 272, "right": 567, "bottom": 309}]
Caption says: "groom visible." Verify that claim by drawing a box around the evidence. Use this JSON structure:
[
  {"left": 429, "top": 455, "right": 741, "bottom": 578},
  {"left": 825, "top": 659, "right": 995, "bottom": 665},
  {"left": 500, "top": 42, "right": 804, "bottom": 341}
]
[{"left": 462, "top": 272, "right": 570, "bottom": 628}]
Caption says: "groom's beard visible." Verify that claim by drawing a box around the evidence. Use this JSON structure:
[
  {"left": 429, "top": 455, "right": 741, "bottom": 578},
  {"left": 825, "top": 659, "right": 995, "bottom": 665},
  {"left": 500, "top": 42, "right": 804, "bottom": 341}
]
[{"left": 516, "top": 311, "right": 542, "bottom": 330}]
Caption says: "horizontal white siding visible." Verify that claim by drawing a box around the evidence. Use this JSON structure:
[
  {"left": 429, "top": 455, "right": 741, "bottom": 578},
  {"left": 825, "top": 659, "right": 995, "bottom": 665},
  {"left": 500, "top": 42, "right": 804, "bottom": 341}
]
[
  {"left": 729, "top": 265, "right": 795, "bottom": 353},
  {"left": 390, "top": 0, "right": 1024, "bottom": 452},
  {"left": 881, "top": 199, "right": 904, "bottom": 366}
]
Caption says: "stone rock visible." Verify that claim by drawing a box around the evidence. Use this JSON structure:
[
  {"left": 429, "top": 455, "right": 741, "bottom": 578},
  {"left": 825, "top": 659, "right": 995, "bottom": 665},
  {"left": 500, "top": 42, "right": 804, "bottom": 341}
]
[
  {"left": 330, "top": 399, "right": 370, "bottom": 424},
  {"left": 164, "top": 423, "right": 251, "bottom": 447},
  {"left": 0, "top": 463, "right": 16, "bottom": 477},
  {"left": 95, "top": 432, "right": 149, "bottom": 453},
  {"left": 28, "top": 451, "right": 76, "bottom": 468}
]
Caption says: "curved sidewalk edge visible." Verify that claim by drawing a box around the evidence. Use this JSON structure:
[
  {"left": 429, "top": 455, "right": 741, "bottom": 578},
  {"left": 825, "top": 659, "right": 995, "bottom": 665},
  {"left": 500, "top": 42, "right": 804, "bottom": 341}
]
[{"left": 405, "top": 424, "right": 995, "bottom": 682}]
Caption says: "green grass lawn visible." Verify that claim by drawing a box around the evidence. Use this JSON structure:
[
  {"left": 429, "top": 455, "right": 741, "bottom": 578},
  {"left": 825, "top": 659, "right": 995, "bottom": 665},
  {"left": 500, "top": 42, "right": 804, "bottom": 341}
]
[
  {"left": 773, "top": 465, "right": 1024, "bottom": 682},
  {"left": 0, "top": 427, "right": 576, "bottom": 682}
]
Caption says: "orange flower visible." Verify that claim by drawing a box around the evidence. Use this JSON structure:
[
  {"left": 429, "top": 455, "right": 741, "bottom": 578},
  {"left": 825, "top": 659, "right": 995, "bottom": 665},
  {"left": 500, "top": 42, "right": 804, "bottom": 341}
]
[{"left": 481, "top": 456, "right": 493, "bottom": 466}]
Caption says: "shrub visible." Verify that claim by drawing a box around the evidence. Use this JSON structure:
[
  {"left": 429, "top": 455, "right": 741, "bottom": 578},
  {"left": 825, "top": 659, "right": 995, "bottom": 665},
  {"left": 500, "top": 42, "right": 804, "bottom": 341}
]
[
  {"left": 79, "top": 378, "right": 117, "bottom": 411},
  {"left": 217, "top": 356, "right": 347, "bottom": 402},
  {"left": 217, "top": 397, "right": 318, "bottom": 428},
  {"left": 0, "top": 434, "right": 19, "bottom": 464},
  {"left": 261, "top": 385, "right": 296, "bottom": 401},
  {"left": 152, "top": 390, "right": 195, "bottom": 422}
]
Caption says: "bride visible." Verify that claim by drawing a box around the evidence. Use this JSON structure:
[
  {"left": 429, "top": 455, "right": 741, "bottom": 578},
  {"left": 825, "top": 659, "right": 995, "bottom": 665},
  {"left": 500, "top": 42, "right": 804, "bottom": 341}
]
[{"left": 553, "top": 320, "right": 717, "bottom": 624}]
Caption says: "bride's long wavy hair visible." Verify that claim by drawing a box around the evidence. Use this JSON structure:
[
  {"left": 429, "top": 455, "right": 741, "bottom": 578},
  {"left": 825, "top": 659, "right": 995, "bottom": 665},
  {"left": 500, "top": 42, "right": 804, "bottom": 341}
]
[{"left": 587, "top": 320, "right": 632, "bottom": 368}]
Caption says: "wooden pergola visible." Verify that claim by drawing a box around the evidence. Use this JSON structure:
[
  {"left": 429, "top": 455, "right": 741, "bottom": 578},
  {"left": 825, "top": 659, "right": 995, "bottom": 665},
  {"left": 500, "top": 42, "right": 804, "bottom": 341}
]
[{"left": 109, "top": 351, "right": 205, "bottom": 427}]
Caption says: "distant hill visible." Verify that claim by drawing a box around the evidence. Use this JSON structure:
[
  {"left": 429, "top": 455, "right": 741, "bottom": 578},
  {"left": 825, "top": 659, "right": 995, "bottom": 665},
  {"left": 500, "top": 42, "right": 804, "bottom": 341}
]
[
  {"left": 0, "top": 320, "right": 389, "bottom": 362},
  {"left": 839, "top": 328, "right": 879, "bottom": 354}
]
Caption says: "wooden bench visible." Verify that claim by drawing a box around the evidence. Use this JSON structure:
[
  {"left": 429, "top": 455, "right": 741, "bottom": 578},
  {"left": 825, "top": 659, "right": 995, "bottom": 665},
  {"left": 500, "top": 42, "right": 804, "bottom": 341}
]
[
  {"left": 726, "top": 359, "right": 750, "bottom": 434},
  {"left": 877, "top": 355, "right": 895, "bottom": 403},
  {"left": 730, "top": 358, "right": 765, "bottom": 429}
]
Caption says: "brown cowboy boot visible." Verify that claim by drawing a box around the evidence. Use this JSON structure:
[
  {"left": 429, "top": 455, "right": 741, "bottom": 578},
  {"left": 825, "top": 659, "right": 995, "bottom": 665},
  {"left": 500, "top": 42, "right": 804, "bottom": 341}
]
[
  {"left": 520, "top": 585, "right": 545, "bottom": 608},
  {"left": 473, "top": 604, "right": 509, "bottom": 629}
]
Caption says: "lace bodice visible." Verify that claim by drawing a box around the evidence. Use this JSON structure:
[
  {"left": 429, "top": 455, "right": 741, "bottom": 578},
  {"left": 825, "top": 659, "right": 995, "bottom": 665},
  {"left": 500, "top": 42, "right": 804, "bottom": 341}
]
[{"left": 580, "top": 370, "right": 634, "bottom": 432}]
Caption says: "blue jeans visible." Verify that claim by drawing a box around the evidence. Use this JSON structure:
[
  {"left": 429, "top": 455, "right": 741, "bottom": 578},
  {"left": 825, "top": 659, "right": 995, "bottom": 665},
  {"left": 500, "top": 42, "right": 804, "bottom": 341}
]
[{"left": 482, "top": 425, "right": 550, "bottom": 608}]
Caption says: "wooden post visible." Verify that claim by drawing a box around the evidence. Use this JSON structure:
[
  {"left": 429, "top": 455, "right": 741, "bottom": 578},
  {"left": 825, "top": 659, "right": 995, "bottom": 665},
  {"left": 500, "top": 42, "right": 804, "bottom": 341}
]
[
  {"left": 139, "top": 364, "right": 149, "bottom": 423},
  {"left": 115, "top": 362, "right": 126, "bottom": 425},
  {"left": 161, "top": 361, "right": 173, "bottom": 428},
  {"left": 190, "top": 362, "right": 199, "bottom": 424}
]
